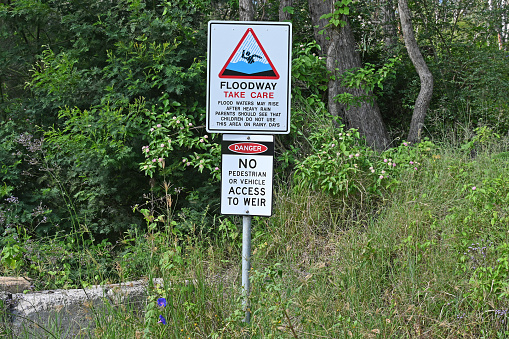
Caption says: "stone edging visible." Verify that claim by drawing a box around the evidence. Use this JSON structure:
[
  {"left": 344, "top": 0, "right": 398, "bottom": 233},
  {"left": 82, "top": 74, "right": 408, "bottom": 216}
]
[{"left": 1, "top": 278, "right": 164, "bottom": 338}]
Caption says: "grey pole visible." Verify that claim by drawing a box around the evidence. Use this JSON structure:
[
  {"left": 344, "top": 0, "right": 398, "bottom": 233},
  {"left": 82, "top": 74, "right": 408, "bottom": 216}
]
[{"left": 242, "top": 214, "right": 252, "bottom": 323}]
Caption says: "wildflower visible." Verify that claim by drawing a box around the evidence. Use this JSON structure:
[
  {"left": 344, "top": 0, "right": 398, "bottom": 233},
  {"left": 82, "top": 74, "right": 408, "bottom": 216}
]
[
  {"left": 150, "top": 128, "right": 154, "bottom": 132},
  {"left": 371, "top": 169, "right": 375, "bottom": 173},
  {"left": 349, "top": 154, "right": 354, "bottom": 158},
  {"left": 215, "top": 167, "right": 219, "bottom": 171},
  {"left": 182, "top": 159, "right": 186, "bottom": 163},
  {"left": 403, "top": 142, "right": 408, "bottom": 146},
  {"left": 158, "top": 158, "right": 164, "bottom": 163},
  {"left": 204, "top": 135, "right": 208, "bottom": 139},
  {"left": 388, "top": 162, "right": 392, "bottom": 166},
  {"left": 384, "top": 159, "right": 388, "bottom": 163},
  {"left": 331, "top": 143, "right": 335, "bottom": 147},
  {"left": 379, "top": 175, "right": 384, "bottom": 179},
  {"left": 472, "top": 186, "right": 476, "bottom": 190},
  {"left": 355, "top": 153, "right": 360, "bottom": 157},
  {"left": 200, "top": 139, "right": 204, "bottom": 142},
  {"left": 381, "top": 170, "right": 385, "bottom": 174},
  {"left": 157, "top": 298, "right": 167, "bottom": 307},
  {"left": 186, "top": 162, "right": 191, "bottom": 166},
  {"left": 393, "top": 163, "right": 396, "bottom": 167},
  {"left": 414, "top": 167, "right": 418, "bottom": 170},
  {"left": 157, "top": 124, "right": 162, "bottom": 128},
  {"left": 152, "top": 159, "right": 157, "bottom": 162},
  {"left": 410, "top": 161, "right": 414, "bottom": 164},
  {"left": 160, "top": 143, "right": 165, "bottom": 147},
  {"left": 189, "top": 123, "right": 193, "bottom": 126},
  {"left": 176, "top": 120, "right": 180, "bottom": 124},
  {"left": 158, "top": 315, "right": 167, "bottom": 324}
]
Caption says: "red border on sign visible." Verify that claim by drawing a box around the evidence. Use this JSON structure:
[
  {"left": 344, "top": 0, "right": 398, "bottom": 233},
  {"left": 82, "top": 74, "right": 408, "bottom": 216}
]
[
  {"left": 219, "top": 28, "right": 280, "bottom": 80},
  {"left": 228, "top": 142, "right": 268, "bottom": 154}
]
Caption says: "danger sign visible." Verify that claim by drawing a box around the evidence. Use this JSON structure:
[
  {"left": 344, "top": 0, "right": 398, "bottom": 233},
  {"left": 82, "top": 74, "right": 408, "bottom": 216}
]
[
  {"left": 228, "top": 142, "right": 268, "bottom": 154},
  {"left": 207, "top": 21, "right": 292, "bottom": 134},
  {"left": 221, "top": 134, "right": 274, "bottom": 216}
]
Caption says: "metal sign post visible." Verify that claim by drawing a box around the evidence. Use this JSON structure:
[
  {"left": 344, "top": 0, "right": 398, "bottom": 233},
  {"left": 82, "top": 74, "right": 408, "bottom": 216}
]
[
  {"left": 242, "top": 215, "right": 252, "bottom": 323},
  {"left": 221, "top": 134, "right": 274, "bottom": 323},
  {"left": 207, "top": 21, "right": 292, "bottom": 325}
]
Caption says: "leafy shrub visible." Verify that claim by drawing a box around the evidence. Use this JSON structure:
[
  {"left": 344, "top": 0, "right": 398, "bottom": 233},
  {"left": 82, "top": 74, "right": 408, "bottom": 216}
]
[{"left": 294, "top": 117, "right": 436, "bottom": 199}]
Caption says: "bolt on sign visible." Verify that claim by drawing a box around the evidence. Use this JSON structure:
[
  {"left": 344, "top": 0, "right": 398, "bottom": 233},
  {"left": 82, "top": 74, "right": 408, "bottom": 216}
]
[
  {"left": 207, "top": 21, "right": 292, "bottom": 135},
  {"left": 221, "top": 134, "right": 274, "bottom": 216}
]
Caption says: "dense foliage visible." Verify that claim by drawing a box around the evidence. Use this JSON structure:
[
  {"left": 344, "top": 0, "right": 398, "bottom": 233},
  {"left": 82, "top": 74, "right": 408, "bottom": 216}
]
[{"left": 0, "top": 0, "right": 507, "bottom": 285}]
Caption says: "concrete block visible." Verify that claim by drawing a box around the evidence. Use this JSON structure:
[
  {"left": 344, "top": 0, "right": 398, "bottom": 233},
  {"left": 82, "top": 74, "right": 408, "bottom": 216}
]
[{"left": 1, "top": 279, "right": 163, "bottom": 338}]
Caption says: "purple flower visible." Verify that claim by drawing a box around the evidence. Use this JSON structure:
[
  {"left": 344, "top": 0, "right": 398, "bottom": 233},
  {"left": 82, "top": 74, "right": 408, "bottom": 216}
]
[
  {"left": 157, "top": 298, "right": 167, "bottom": 307},
  {"left": 158, "top": 315, "right": 167, "bottom": 324}
]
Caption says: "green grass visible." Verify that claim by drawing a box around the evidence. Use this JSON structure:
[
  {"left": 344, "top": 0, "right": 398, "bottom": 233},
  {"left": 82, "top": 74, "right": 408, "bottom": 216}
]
[{"left": 3, "top": 137, "right": 509, "bottom": 338}]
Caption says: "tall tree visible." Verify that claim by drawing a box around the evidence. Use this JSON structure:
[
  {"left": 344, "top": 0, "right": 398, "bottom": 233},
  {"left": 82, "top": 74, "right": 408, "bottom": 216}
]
[
  {"left": 308, "top": 0, "right": 389, "bottom": 150},
  {"left": 381, "top": 0, "right": 397, "bottom": 50},
  {"left": 239, "top": 0, "right": 254, "bottom": 20},
  {"left": 279, "top": 0, "right": 292, "bottom": 22},
  {"left": 398, "top": 0, "right": 433, "bottom": 143}
]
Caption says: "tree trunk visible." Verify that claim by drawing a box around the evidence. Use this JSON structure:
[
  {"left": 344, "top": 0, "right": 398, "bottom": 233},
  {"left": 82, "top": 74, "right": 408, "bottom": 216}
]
[
  {"left": 327, "top": 20, "right": 390, "bottom": 150},
  {"left": 279, "top": 0, "right": 292, "bottom": 22},
  {"left": 308, "top": 0, "right": 389, "bottom": 149},
  {"left": 307, "top": 0, "right": 332, "bottom": 54},
  {"left": 239, "top": 0, "right": 254, "bottom": 21},
  {"left": 381, "top": 0, "right": 397, "bottom": 50},
  {"left": 398, "top": 0, "right": 433, "bottom": 143}
]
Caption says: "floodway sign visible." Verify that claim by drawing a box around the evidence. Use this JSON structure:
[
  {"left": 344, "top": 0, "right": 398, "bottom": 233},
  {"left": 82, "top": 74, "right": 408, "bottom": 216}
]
[
  {"left": 221, "top": 134, "right": 274, "bottom": 216},
  {"left": 207, "top": 21, "right": 292, "bottom": 134}
]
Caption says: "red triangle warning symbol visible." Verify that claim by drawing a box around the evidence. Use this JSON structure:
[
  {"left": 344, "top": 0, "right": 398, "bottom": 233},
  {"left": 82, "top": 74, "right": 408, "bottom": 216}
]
[{"left": 219, "top": 28, "right": 280, "bottom": 79}]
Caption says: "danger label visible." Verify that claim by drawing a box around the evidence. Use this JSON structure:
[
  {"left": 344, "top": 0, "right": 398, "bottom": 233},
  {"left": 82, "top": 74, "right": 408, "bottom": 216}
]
[{"left": 228, "top": 142, "right": 268, "bottom": 154}]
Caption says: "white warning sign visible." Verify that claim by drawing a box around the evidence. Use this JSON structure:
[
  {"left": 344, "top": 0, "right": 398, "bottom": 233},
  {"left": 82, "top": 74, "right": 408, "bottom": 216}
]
[
  {"left": 207, "top": 21, "right": 292, "bottom": 134},
  {"left": 221, "top": 134, "right": 273, "bottom": 217}
]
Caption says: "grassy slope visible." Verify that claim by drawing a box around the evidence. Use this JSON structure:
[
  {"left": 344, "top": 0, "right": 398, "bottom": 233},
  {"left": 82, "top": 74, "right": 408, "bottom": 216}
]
[{"left": 6, "top": 139, "right": 509, "bottom": 338}]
